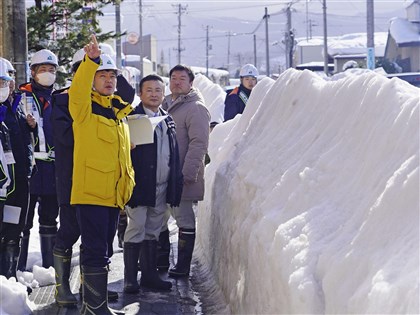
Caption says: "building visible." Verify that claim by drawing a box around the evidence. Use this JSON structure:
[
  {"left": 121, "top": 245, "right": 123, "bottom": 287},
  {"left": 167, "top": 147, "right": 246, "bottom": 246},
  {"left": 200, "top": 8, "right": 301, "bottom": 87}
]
[{"left": 383, "top": 0, "right": 420, "bottom": 72}]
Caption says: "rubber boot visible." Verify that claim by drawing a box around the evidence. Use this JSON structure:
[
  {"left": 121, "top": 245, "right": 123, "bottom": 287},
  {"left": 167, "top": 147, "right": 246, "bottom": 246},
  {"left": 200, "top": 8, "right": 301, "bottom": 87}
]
[
  {"left": 79, "top": 260, "right": 119, "bottom": 302},
  {"left": 168, "top": 228, "right": 195, "bottom": 278},
  {"left": 117, "top": 213, "right": 127, "bottom": 249},
  {"left": 40, "top": 233, "right": 56, "bottom": 268},
  {"left": 80, "top": 265, "right": 116, "bottom": 315},
  {"left": 156, "top": 229, "right": 170, "bottom": 271},
  {"left": 123, "top": 242, "right": 141, "bottom": 293},
  {"left": 17, "top": 234, "right": 29, "bottom": 271},
  {"left": 140, "top": 240, "right": 172, "bottom": 291},
  {"left": 53, "top": 248, "right": 77, "bottom": 307},
  {"left": 2, "top": 240, "right": 20, "bottom": 279}
]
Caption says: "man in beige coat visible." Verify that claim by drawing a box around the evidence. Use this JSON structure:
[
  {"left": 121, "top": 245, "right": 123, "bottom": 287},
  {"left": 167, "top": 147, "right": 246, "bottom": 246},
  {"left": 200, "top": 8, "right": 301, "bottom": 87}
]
[{"left": 161, "top": 64, "right": 210, "bottom": 277}]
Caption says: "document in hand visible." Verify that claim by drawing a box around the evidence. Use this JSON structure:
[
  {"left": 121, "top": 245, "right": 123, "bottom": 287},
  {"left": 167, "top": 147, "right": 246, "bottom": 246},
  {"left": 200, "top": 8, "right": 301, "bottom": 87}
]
[{"left": 127, "top": 114, "right": 168, "bottom": 145}]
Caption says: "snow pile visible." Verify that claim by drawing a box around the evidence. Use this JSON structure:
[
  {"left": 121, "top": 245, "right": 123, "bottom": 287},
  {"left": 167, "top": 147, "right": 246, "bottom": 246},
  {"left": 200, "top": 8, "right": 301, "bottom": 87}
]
[
  {"left": 196, "top": 69, "right": 419, "bottom": 314},
  {"left": 0, "top": 276, "right": 35, "bottom": 314},
  {"left": 193, "top": 73, "right": 226, "bottom": 125}
]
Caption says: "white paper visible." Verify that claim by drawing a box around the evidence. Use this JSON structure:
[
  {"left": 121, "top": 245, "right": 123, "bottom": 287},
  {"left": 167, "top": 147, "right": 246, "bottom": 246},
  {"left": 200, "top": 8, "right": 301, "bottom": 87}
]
[
  {"left": 127, "top": 114, "right": 167, "bottom": 146},
  {"left": 3, "top": 205, "right": 21, "bottom": 224}
]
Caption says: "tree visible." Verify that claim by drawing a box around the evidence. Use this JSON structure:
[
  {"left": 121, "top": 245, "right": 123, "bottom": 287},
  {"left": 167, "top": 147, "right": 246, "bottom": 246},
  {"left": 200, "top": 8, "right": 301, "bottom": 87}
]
[{"left": 27, "top": 0, "right": 124, "bottom": 86}]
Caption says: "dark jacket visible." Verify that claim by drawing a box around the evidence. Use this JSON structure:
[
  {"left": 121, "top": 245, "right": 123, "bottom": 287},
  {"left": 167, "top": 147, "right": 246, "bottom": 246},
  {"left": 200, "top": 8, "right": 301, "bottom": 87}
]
[
  {"left": 1, "top": 94, "right": 33, "bottom": 181},
  {"left": 51, "top": 91, "right": 73, "bottom": 206},
  {"left": 224, "top": 84, "right": 252, "bottom": 122},
  {"left": 19, "top": 80, "right": 56, "bottom": 195},
  {"left": 0, "top": 121, "right": 14, "bottom": 201},
  {"left": 128, "top": 105, "right": 183, "bottom": 208}
]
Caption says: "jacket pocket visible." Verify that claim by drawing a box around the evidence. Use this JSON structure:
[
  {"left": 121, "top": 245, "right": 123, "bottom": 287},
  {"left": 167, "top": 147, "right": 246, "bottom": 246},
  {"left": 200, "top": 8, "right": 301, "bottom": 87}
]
[
  {"left": 84, "top": 159, "right": 115, "bottom": 200},
  {"left": 97, "top": 115, "right": 117, "bottom": 144}
]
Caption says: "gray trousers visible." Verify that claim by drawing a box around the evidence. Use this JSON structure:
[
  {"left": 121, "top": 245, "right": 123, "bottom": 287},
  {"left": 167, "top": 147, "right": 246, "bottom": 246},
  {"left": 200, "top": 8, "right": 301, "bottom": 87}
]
[
  {"left": 124, "top": 183, "right": 168, "bottom": 243},
  {"left": 165, "top": 199, "right": 196, "bottom": 230}
]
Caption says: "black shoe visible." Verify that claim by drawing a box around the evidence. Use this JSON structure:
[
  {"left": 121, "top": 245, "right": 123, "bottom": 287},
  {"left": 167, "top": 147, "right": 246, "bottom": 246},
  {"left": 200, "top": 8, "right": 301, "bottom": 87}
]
[{"left": 168, "top": 228, "right": 195, "bottom": 278}]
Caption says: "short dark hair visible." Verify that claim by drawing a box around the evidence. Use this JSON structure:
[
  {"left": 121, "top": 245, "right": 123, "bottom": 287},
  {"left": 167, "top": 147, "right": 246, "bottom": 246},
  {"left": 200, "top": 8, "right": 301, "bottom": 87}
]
[
  {"left": 139, "top": 74, "right": 164, "bottom": 91},
  {"left": 169, "top": 64, "right": 195, "bottom": 82}
]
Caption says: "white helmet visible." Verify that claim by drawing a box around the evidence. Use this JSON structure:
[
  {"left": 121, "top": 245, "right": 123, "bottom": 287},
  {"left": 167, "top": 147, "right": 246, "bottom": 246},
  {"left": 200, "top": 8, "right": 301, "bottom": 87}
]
[
  {"left": 0, "top": 57, "right": 15, "bottom": 74},
  {"left": 239, "top": 64, "right": 259, "bottom": 78},
  {"left": 72, "top": 48, "right": 85, "bottom": 65},
  {"left": 30, "top": 49, "right": 59, "bottom": 68},
  {"left": 97, "top": 54, "right": 119, "bottom": 73},
  {"left": 0, "top": 60, "right": 13, "bottom": 81}
]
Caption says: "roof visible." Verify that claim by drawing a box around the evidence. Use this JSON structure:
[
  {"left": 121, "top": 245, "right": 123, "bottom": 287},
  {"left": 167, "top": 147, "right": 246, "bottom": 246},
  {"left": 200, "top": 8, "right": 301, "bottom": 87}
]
[
  {"left": 327, "top": 32, "right": 388, "bottom": 57},
  {"left": 389, "top": 17, "right": 420, "bottom": 47}
]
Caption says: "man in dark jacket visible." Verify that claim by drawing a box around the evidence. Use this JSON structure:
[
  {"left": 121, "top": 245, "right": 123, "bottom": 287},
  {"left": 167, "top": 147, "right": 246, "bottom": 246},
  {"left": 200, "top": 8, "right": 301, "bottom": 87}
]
[
  {"left": 224, "top": 63, "right": 259, "bottom": 122},
  {"left": 123, "top": 74, "right": 183, "bottom": 293}
]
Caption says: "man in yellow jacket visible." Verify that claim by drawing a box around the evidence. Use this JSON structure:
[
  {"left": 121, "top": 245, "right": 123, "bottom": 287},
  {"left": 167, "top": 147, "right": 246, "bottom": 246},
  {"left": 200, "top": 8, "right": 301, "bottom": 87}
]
[{"left": 68, "top": 35, "right": 135, "bottom": 315}]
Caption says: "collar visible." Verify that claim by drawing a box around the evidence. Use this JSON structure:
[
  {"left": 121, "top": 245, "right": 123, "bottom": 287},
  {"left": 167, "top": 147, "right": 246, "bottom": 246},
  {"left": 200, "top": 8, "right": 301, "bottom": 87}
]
[{"left": 92, "top": 91, "right": 134, "bottom": 120}]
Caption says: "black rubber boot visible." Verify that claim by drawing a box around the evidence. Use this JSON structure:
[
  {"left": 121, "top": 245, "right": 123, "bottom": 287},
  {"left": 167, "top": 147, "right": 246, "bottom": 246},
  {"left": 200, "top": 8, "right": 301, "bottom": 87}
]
[
  {"left": 53, "top": 248, "right": 77, "bottom": 307},
  {"left": 156, "top": 229, "right": 170, "bottom": 271},
  {"left": 2, "top": 240, "right": 20, "bottom": 279},
  {"left": 140, "top": 240, "right": 172, "bottom": 291},
  {"left": 123, "top": 242, "right": 141, "bottom": 293},
  {"left": 17, "top": 234, "right": 29, "bottom": 271},
  {"left": 117, "top": 213, "right": 127, "bottom": 249},
  {"left": 79, "top": 265, "right": 119, "bottom": 302},
  {"left": 168, "top": 228, "right": 195, "bottom": 278},
  {"left": 40, "top": 232, "right": 56, "bottom": 268},
  {"left": 80, "top": 265, "right": 116, "bottom": 315}
]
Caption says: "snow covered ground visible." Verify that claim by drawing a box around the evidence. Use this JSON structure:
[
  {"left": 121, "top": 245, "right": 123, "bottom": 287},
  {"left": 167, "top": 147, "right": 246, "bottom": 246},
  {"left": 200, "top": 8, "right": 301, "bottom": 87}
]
[{"left": 195, "top": 69, "right": 419, "bottom": 314}]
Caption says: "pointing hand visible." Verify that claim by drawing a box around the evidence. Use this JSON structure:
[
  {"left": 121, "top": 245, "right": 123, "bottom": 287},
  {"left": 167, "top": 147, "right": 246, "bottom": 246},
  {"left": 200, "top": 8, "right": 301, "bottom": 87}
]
[{"left": 84, "top": 34, "right": 101, "bottom": 60}]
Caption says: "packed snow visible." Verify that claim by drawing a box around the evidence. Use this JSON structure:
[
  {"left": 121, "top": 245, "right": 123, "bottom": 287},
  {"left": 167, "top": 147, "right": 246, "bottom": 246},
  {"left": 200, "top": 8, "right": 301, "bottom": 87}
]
[
  {"left": 1, "top": 69, "right": 418, "bottom": 314},
  {"left": 195, "top": 69, "right": 419, "bottom": 314}
]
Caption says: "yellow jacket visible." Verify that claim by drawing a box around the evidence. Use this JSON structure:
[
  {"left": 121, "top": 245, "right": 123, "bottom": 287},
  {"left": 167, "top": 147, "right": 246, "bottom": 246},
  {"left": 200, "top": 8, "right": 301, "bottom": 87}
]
[{"left": 68, "top": 56, "right": 135, "bottom": 209}]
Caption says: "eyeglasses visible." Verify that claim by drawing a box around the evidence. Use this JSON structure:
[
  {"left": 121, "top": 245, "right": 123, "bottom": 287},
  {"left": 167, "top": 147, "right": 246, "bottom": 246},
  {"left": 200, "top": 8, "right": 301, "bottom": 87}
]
[{"left": 0, "top": 80, "right": 10, "bottom": 88}]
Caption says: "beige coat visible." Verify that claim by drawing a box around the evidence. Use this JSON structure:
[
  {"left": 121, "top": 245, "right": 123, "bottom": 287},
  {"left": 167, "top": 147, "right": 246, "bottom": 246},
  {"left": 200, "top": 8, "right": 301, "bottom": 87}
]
[{"left": 162, "top": 88, "right": 210, "bottom": 200}]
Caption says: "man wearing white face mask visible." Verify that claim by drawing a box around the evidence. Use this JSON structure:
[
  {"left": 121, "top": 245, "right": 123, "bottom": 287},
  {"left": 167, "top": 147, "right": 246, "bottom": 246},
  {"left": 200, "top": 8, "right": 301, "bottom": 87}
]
[{"left": 18, "top": 49, "right": 60, "bottom": 271}]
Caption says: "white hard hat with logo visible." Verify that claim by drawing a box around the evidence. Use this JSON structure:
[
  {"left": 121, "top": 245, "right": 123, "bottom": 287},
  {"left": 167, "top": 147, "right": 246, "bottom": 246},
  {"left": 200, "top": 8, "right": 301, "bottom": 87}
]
[
  {"left": 72, "top": 48, "right": 85, "bottom": 66},
  {"left": 0, "top": 60, "right": 13, "bottom": 81},
  {"left": 97, "top": 54, "right": 119, "bottom": 73},
  {"left": 239, "top": 64, "right": 259, "bottom": 78},
  {"left": 0, "top": 57, "right": 15, "bottom": 74},
  {"left": 30, "top": 49, "right": 59, "bottom": 68}
]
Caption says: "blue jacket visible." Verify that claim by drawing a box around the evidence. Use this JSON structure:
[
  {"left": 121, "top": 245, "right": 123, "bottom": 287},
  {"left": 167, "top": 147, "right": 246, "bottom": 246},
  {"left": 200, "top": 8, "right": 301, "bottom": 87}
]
[
  {"left": 127, "top": 105, "right": 183, "bottom": 208},
  {"left": 19, "top": 81, "right": 56, "bottom": 195},
  {"left": 1, "top": 94, "right": 33, "bottom": 181},
  {"left": 224, "top": 84, "right": 252, "bottom": 122}
]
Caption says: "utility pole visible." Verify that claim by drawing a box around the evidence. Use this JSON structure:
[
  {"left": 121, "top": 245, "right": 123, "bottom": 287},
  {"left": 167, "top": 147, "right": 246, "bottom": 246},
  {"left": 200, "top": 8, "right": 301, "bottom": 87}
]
[
  {"left": 139, "top": 0, "right": 144, "bottom": 79},
  {"left": 3, "top": 0, "right": 28, "bottom": 85},
  {"left": 115, "top": 0, "right": 122, "bottom": 68},
  {"left": 367, "top": 0, "right": 375, "bottom": 70},
  {"left": 227, "top": 31, "right": 231, "bottom": 72},
  {"left": 264, "top": 7, "right": 270, "bottom": 77},
  {"left": 322, "top": 0, "right": 328, "bottom": 76},
  {"left": 253, "top": 34, "right": 257, "bottom": 67},
  {"left": 285, "top": 4, "right": 292, "bottom": 68},
  {"left": 306, "top": 0, "right": 309, "bottom": 41},
  {"left": 173, "top": 4, "right": 187, "bottom": 65},
  {"left": 205, "top": 25, "right": 210, "bottom": 77}
]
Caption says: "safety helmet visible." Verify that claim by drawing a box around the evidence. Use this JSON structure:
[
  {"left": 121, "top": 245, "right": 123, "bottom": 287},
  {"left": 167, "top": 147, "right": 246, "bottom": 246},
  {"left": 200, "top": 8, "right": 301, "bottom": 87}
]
[
  {"left": 0, "top": 57, "right": 15, "bottom": 74},
  {"left": 71, "top": 48, "right": 85, "bottom": 73},
  {"left": 30, "top": 49, "right": 59, "bottom": 68},
  {"left": 239, "top": 64, "right": 259, "bottom": 78},
  {"left": 0, "top": 60, "right": 13, "bottom": 81},
  {"left": 97, "top": 54, "right": 119, "bottom": 73},
  {"left": 342, "top": 60, "right": 359, "bottom": 71}
]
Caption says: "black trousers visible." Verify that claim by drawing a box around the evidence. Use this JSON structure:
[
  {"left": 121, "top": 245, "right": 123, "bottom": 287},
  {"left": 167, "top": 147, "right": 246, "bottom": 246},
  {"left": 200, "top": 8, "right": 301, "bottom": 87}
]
[
  {"left": 24, "top": 193, "right": 59, "bottom": 236},
  {"left": 1, "top": 179, "right": 29, "bottom": 242},
  {"left": 55, "top": 203, "right": 80, "bottom": 251},
  {"left": 76, "top": 204, "right": 119, "bottom": 268}
]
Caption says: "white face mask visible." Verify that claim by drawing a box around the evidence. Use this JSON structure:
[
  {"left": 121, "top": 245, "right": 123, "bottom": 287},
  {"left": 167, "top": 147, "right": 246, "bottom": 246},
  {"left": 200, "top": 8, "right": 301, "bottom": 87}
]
[
  {"left": 0, "top": 87, "right": 9, "bottom": 103},
  {"left": 36, "top": 72, "right": 56, "bottom": 87}
]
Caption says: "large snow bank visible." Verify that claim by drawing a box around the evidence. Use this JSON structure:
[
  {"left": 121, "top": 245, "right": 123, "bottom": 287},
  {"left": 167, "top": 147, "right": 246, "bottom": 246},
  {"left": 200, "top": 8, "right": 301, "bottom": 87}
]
[{"left": 196, "top": 69, "right": 419, "bottom": 314}]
